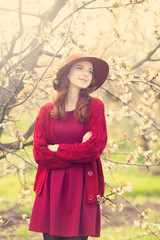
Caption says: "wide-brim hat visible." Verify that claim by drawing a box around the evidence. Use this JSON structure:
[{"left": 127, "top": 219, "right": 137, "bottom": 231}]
[{"left": 55, "top": 52, "right": 109, "bottom": 91}]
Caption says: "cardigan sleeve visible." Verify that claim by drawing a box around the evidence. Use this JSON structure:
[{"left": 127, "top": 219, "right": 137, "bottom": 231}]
[
  {"left": 33, "top": 104, "right": 72, "bottom": 169},
  {"left": 55, "top": 99, "right": 108, "bottom": 163}
]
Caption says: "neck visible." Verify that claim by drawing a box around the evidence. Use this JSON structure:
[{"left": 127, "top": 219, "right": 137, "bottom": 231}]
[{"left": 65, "top": 84, "right": 80, "bottom": 111}]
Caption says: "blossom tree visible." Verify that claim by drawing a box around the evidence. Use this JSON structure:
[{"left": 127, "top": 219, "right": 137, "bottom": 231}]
[{"left": 0, "top": 0, "right": 160, "bottom": 238}]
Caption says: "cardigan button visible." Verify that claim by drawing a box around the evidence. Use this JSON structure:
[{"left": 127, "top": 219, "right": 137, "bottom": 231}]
[
  {"left": 88, "top": 195, "right": 93, "bottom": 201},
  {"left": 88, "top": 170, "right": 93, "bottom": 176}
]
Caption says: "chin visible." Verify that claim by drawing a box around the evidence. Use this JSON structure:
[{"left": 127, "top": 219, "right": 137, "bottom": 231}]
[{"left": 80, "top": 83, "right": 90, "bottom": 89}]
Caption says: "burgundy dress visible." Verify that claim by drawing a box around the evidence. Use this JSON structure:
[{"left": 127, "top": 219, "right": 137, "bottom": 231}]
[{"left": 29, "top": 110, "right": 100, "bottom": 237}]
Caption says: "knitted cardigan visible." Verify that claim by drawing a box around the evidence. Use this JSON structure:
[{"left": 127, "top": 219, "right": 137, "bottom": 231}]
[{"left": 33, "top": 97, "right": 108, "bottom": 203}]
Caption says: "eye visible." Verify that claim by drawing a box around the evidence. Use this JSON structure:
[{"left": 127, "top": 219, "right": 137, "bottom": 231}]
[
  {"left": 89, "top": 70, "right": 93, "bottom": 75},
  {"left": 76, "top": 66, "right": 83, "bottom": 70}
]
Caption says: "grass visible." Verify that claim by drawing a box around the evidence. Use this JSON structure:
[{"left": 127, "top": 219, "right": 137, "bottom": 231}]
[
  {"left": 1, "top": 159, "right": 160, "bottom": 239},
  {"left": 0, "top": 114, "right": 160, "bottom": 239},
  {"left": 15, "top": 224, "right": 160, "bottom": 240},
  {"left": 1, "top": 157, "right": 160, "bottom": 207},
  {"left": 103, "top": 148, "right": 160, "bottom": 201},
  {"left": 106, "top": 165, "right": 160, "bottom": 197},
  {"left": 16, "top": 225, "right": 34, "bottom": 238},
  {"left": 97, "top": 225, "right": 159, "bottom": 240},
  {"left": 0, "top": 156, "right": 36, "bottom": 213}
]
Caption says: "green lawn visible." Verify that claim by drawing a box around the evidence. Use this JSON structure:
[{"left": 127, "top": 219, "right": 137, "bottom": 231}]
[
  {"left": 1, "top": 156, "right": 160, "bottom": 240},
  {"left": 0, "top": 114, "right": 160, "bottom": 239}
]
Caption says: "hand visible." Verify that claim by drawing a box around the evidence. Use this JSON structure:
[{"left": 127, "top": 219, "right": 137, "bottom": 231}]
[
  {"left": 82, "top": 131, "right": 92, "bottom": 143},
  {"left": 48, "top": 144, "right": 59, "bottom": 152}
]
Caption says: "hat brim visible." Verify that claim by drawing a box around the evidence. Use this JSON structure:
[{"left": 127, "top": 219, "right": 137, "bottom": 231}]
[{"left": 56, "top": 56, "right": 109, "bottom": 91}]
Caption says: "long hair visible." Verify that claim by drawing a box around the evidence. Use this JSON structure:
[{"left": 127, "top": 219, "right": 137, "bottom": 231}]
[{"left": 50, "top": 67, "right": 96, "bottom": 122}]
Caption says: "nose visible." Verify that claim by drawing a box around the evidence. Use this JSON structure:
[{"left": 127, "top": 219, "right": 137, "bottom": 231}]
[{"left": 82, "top": 69, "right": 88, "bottom": 77}]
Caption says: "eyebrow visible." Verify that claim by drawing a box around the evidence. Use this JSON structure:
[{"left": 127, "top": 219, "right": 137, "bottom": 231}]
[{"left": 75, "top": 64, "right": 93, "bottom": 71}]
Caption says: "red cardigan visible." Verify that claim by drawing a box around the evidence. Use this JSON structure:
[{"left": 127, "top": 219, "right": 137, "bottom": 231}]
[{"left": 33, "top": 97, "right": 108, "bottom": 203}]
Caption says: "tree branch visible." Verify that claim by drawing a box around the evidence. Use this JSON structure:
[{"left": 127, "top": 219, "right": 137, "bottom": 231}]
[
  {"left": 104, "top": 157, "right": 160, "bottom": 168},
  {"left": 0, "top": 143, "right": 36, "bottom": 168},
  {"left": 0, "top": 1, "right": 24, "bottom": 70},
  {"left": 133, "top": 43, "right": 160, "bottom": 69},
  {"left": 0, "top": 7, "right": 40, "bottom": 18},
  {"left": 0, "top": 73, "right": 26, "bottom": 123},
  {"left": 101, "top": 86, "right": 160, "bottom": 131},
  {"left": 83, "top": 0, "right": 144, "bottom": 10},
  {"left": 0, "top": 122, "right": 34, "bottom": 151}
]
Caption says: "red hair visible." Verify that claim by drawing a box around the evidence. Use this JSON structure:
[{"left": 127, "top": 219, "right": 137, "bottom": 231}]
[{"left": 50, "top": 68, "right": 96, "bottom": 122}]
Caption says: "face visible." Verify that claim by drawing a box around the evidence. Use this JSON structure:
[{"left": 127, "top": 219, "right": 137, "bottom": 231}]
[{"left": 68, "top": 61, "right": 93, "bottom": 90}]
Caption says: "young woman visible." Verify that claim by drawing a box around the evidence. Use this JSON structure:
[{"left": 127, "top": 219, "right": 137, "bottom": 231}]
[{"left": 29, "top": 52, "right": 109, "bottom": 240}]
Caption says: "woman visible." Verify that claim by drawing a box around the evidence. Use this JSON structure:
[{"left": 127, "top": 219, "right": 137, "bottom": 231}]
[{"left": 29, "top": 52, "right": 109, "bottom": 240}]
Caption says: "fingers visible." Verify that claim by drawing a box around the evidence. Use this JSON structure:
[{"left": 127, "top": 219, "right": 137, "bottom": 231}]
[
  {"left": 85, "top": 131, "right": 92, "bottom": 137},
  {"left": 48, "top": 144, "right": 59, "bottom": 152},
  {"left": 82, "top": 131, "right": 92, "bottom": 142}
]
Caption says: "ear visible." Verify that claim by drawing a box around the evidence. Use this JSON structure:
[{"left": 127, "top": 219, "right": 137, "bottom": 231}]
[
  {"left": 67, "top": 72, "right": 70, "bottom": 80},
  {"left": 66, "top": 65, "right": 72, "bottom": 81}
]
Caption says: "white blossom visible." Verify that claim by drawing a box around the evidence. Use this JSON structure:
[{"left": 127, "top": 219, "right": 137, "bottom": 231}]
[
  {"left": 126, "top": 152, "right": 138, "bottom": 163},
  {"left": 113, "top": 187, "right": 124, "bottom": 195},
  {"left": 149, "top": 132, "right": 158, "bottom": 142},
  {"left": 134, "top": 125, "right": 144, "bottom": 135},
  {"left": 134, "top": 220, "right": 141, "bottom": 227},
  {"left": 22, "top": 189, "right": 32, "bottom": 195},
  {"left": 144, "top": 152, "right": 156, "bottom": 165},
  {"left": 0, "top": 78, "right": 9, "bottom": 88},
  {"left": 135, "top": 146, "right": 143, "bottom": 155},
  {"left": 157, "top": 150, "right": 160, "bottom": 159},
  {"left": 112, "top": 188, "right": 117, "bottom": 194},
  {"left": 155, "top": 231, "right": 160, "bottom": 237},
  {"left": 18, "top": 188, "right": 32, "bottom": 203},
  {"left": 140, "top": 91, "right": 155, "bottom": 105},
  {"left": 123, "top": 182, "right": 133, "bottom": 192},
  {"left": 141, "top": 221, "right": 148, "bottom": 228},
  {"left": 112, "top": 182, "right": 133, "bottom": 196},
  {"left": 107, "top": 140, "right": 119, "bottom": 153},
  {"left": 139, "top": 115, "right": 153, "bottom": 130},
  {"left": 149, "top": 103, "right": 159, "bottom": 119},
  {"left": 141, "top": 208, "right": 150, "bottom": 219},
  {"left": 2, "top": 164, "right": 15, "bottom": 174},
  {"left": 136, "top": 104, "right": 146, "bottom": 115},
  {"left": 157, "top": 224, "right": 160, "bottom": 231},
  {"left": 143, "top": 150, "right": 153, "bottom": 159},
  {"left": 19, "top": 169, "right": 25, "bottom": 177},
  {"left": 138, "top": 82, "right": 146, "bottom": 91},
  {"left": 103, "top": 161, "right": 114, "bottom": 172},
  {"left": 121, "top": 106, "right": 134, "bottom": 117},
  {"left": 117, "top": 188, "right": 124, "bottom": 195},
  {"left": 146, "top": 69, "right": 158, "bottom": 79},
  {"left": 0, "top": 123, "right": 5, "bottom": 128},
  {"left": 6, "top": 153, "right": 12, "bottom": 159},
  {"left": 19, "top": 163, "right": 25, "bottom": 170},
  {"left": 134, "top": 219, "right": 148, "bottom": 228},
  {"left": 111, "top": 204, "right": 116, "bottom": 212},
  {"left": 22, "top": 214, "right": 27, "bottom": 220},
  {"left": 22, "top": 214, "right": 30, "bottom": 224},
  {"left": 118, "top": 203, "right": 124, "bottom": 212},
  {"left": 0, "top": 216, "right": 5, "bottom": 224},
  {"left": 119, "top": 92, "right": 132, "bottom": 103}
]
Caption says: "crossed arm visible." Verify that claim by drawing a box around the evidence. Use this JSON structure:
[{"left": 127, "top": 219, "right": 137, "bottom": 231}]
[
  {"left": 33, "top": 99, "right": 107, "bottom": 167},
  {"left": 48, "top": 131, "right": 92, "bottom": 151}
]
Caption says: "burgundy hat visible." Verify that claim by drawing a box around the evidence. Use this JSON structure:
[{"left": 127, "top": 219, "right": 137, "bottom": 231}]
[{"left": 55, "top": 52, "right": 109, "bottom": 91}]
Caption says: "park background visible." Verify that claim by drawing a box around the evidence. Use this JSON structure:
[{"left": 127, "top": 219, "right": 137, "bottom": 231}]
[{"left": 0, "top": 0, "right": 160, "bottom": 239}]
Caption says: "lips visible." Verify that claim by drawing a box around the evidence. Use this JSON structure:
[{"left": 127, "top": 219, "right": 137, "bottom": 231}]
[{"left": 79, "top": 78, "right": 88, "bottom": 82}]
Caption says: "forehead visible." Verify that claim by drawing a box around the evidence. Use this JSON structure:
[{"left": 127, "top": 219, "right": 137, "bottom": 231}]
[{"left": 72, "top": 60, "right": 93, "bottom": 69}]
